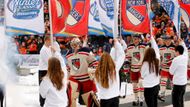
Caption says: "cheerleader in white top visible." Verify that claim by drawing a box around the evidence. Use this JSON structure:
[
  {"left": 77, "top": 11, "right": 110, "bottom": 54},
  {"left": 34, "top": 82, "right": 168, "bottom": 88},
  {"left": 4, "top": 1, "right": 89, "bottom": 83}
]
[
  {"left": 95, "top": 39, "right": 125, "bottom": 107},
  {"left": 40, "top": 57, "right": 68, "bottom": 107},
  {"left": 141, "top": 36, "right": 160, "bottom": 107}
]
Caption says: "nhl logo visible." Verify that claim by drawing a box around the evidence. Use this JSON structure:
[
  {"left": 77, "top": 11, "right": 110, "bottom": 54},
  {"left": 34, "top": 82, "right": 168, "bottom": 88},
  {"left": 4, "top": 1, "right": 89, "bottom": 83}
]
[
  {"left": 72, "top": 59, "right": 80, "bottom": 71},
  {"left": 126, "top": 0, "right": 146, "bottom": 25}
]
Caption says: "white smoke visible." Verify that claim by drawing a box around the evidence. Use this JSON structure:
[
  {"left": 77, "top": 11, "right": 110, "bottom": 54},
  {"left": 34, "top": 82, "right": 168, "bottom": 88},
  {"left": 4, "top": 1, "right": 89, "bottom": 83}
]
[
  {"left": 0, "top": 26, "right": 26, "bottom": 107},
  {"left": 0, "top": 27, "right": 9, "bottom": 85}
]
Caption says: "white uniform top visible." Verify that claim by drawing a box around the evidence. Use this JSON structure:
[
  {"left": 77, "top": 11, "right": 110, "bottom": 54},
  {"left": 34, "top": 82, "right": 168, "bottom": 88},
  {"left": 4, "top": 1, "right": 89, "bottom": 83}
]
[
  {"left": 39, "top": 45, "right": 66, "bottom": 71},
  {"left": 39, "top": 45, "right": 52, "bottom": 70},
  {"left": 53, "top": 41, "right": 61, "bottom": 52},
  {"left": 169, "top": 42, "right": 188, "bottom": 85},
  {"left": 141, "top": 37, "right": 160, "bottom": 88},
  {"left": 40, "top": 69, "right": 68, "bottom": 107},
  {"left": 96, "top": 41, "right": 125, "bottom": 99}
]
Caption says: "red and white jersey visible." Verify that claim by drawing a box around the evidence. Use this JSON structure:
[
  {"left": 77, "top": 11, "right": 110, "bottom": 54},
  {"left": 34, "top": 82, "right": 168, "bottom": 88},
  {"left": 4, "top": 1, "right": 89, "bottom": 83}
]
[
  {"left": 126, "top": 43, "right": 148, "bottom": 72},
  {"left": 66, "top": 47, "right": 98, "bottom": 76},
  {"left": 159, "top": 44, "right": 175, "bottom": 72}
]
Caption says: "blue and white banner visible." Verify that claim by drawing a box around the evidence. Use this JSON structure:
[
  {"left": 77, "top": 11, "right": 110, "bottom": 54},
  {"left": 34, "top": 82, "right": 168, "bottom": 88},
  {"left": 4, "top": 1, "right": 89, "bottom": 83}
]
[
  {"left": 5, "top": 0, "right": 44, "bottom": 36},
  {"left": 88, "top": 0, "right": 104, "bottom": 35},
  {"left": 158, "top": 0, "right": 181, "bottom": 34},
  {"left": 0, "top": 0, "right": 4, "bottom": 26},
  {"left": 96, "top": 0, "right": 119, "bottom": 37}
]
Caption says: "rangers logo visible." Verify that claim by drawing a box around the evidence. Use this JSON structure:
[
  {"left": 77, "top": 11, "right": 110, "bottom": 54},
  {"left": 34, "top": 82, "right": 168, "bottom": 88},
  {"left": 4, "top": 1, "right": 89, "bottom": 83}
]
[
  {"left": 133, "top": 52, "right": 141, "bottom": 61},
  {"left": 126, "top": 0, "right": 146, "bottom": 25},
  {"left": 90, "top": 1, "right": 100, "bottom": 21},
  {"left": 67, "top": 0, "right": 85, "bottom": 26},
  {"left": 72, "top": 58, "right": 80, "bottom": 71},
  {"left": 7, "top": 0, "right": 42, "bottom": 19},
  {"left": 99, "top": 0, "right": 114, "bottom": 19},
  {"left": 164, "top": 53, "right": 171, "bottom": 62}
]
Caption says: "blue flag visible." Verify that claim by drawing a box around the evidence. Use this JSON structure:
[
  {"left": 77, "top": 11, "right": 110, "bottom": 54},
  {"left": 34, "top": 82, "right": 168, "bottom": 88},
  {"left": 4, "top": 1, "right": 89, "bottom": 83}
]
[{"left": 158, "top": 0, "right": 181, "bottom": 34}]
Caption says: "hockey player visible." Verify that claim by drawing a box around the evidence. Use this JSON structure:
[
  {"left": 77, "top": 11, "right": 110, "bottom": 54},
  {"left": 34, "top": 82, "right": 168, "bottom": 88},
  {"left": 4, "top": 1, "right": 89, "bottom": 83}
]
[
  {"left": 126, "top": 34, "right": 148, "bottom": 106},
  {"left": 158, "top": 36, "right": 175, "bottom": 101},
  {"left": 66, "top": 38, "right": 98, "bottom": 107}
]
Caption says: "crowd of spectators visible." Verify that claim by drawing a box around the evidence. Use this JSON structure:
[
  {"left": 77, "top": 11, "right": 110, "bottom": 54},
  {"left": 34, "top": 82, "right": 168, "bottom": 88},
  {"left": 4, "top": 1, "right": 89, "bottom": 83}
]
[
  {"left": 14, "top": 35, "right": 44, "bottom": 54},
  {"left": 151, "top": 3, "right": 189, "bottom": 39}
]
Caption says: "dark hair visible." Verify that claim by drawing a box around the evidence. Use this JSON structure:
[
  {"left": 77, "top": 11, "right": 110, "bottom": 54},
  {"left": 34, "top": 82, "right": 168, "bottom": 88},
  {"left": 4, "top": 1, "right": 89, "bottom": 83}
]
[
  {"left": 142, "top": 48, "right": 159, "bottom": 76},
  {"left": 175, "top": 45, "right": 184, "bottom": 55},
  {"left": 103, "top": 43, "right": 111, "bottom": 53},
  {"left": 48, "top": 57, "right": 64, "bottom": 90}
]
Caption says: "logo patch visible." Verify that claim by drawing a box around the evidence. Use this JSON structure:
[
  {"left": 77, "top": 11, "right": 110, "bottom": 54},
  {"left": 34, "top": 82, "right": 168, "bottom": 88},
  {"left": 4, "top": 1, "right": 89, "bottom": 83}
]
[
  {"left": 126, "top": 0, "right": 146, "bottom": 25},
  {"left": 164, "top": 53, "right": 172, "bottom": 62},
  {"left": 7, "top": 0, "right": 42, "bottom": 19},
  {"left": 72, "top": 58, "right": 80, "bottom": 71},
  {"left": 133, "top": 52, "right": 141, "bottom": 61}
]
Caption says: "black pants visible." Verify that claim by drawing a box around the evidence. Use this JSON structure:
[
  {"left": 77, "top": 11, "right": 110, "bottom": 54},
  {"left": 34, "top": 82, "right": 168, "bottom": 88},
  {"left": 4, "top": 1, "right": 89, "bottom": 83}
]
[
  {"left": 172, "top": 85, "right": 186, "bottom": 107},
  {"left": 0, "top": 86, "right": 4, "bottom": 107},
  {"left": 100, "top": 97, "right": 119, "bottom": 107},
  {"left": 39, "top": 70, "right": 47, "bottom": 107},
  {"left": 144, "top": 85, "right": 159, "bottom": 107}
]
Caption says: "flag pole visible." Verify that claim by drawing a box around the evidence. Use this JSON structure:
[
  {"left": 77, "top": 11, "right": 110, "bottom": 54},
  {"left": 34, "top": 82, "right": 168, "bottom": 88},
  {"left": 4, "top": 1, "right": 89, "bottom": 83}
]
[
  {"left": 178, "top": 7, "right": 181, "bottom": 38},
  {"left": 148, "top": 0, "right": 153, "bottom": 37},
  {"left": 120, "top": 0, "right": 122, "bottom": 37},
  {"left": 48, "top": 0, "right": 54, "bottom": 46},
  {"left": 114, "top": 0, "right": 119, "bottom": 38}
]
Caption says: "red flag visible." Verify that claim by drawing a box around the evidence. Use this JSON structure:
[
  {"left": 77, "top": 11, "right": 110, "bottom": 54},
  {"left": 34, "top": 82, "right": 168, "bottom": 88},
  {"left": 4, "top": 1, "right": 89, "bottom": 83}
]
[
  {"left": 179, "top": 0, "right": 190, "bottom": 31},
  {"left": 51, "top": 0, "right": 71, "bottom": 34},
  {"left": 64, "top": 0, "right": 90, "bottom": 36},
  {"left": 122, "top": 0, "right": 150, "bottom": 34}
]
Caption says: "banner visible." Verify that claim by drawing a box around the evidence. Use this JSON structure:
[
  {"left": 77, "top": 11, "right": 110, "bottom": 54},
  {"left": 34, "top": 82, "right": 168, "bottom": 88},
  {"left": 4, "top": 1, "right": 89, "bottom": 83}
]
[
  {"left": 51, "top": 0, "right": 71, "bottom": 34},
  {"left": 0, "top": 0, "right": 4, "bottom": 26},
  {"left": 18, "top": 54, "right": 39, "bottom": 68},
  {"left": 96, "top": 0, "right": 119, "bottom": 37},
  {"left": 5, "top": 0, "right": 45, "bottom": 36},
  {"left": 64, "top": 0, "right": 90, "bottom": 36},
  {"left": 179, "top": 0, "right": 190, "bottom": 32},
  {"left": 158, "top": 0, "right": 181, "bottom": 34},
  {"left": 88, "top": 0, "right": 104, "bottom": 35},
  {"left": 122, "top": 0, "right": 150, "bottom": 34}
]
